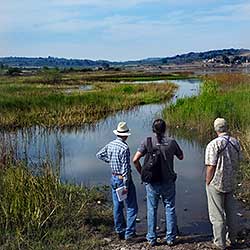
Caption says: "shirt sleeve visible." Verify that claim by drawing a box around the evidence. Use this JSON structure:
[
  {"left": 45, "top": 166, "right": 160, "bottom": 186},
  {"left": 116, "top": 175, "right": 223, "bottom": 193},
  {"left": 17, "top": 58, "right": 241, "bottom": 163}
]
[
  {"left": 205, "top": 142, "right": 217, "bottom": 166},
  {"left": 120, "top": 148, "right": 131, "bottom": 188},
  {"left": 137, "top": 139, "right": 147, "bottom": 156},
  {"left": 96, "top": 145, "right": 110, "bottom": 163}
]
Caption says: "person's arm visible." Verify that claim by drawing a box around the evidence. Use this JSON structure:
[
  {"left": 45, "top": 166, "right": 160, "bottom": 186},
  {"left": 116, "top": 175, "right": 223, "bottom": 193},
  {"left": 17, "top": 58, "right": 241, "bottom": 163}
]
[
  {"left": 206, "top": 165, "right": 216, "bottom": 185},
  {"left": 133, "top": 139, "right": 147, "bottom": 174},
  {"left": 174, "top": 140, "right": 184, "bottom": 160},
  {"left": 205, "top": 141, "right": 217, "bottom": 185},
  {"left": 96, "top": 145, "right": 109, "bottom": 163},
  {"left": 121, "top": 148, "right": 131, "bottom": 190},
  {"left": 133, "top": 151, "right": 143, "bottom": 174}
]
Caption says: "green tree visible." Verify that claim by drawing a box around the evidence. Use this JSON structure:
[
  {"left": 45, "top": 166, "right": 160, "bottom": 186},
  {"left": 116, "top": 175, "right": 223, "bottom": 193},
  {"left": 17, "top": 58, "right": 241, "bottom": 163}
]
[
  {"left": 6, "top": 67, "right": 22, "bottom": 76},
  {"left": 41, "top": 67, "right": 62, "bottom": 84}
]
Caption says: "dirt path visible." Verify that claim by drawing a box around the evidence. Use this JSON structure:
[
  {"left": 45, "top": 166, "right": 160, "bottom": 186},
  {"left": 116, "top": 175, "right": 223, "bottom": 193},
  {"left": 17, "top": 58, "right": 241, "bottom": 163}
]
[
  {"left": 103, "top": 228, "right": 250, "bottom": 250},
  {"left": 104, "top": 233, "right": 250, "bottom": 250}
]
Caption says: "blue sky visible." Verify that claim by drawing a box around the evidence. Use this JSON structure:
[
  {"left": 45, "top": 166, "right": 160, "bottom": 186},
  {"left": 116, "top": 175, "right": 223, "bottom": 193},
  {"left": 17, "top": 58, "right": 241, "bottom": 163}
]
[{"left": 1, "top": 0, "right": 250, "bottom": 61}]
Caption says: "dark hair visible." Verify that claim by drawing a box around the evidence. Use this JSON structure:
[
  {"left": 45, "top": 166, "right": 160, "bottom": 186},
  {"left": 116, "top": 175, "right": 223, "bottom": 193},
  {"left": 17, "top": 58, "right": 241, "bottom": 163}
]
[{"left": 152, "top": 119, "right": 166, "bottom": 142}]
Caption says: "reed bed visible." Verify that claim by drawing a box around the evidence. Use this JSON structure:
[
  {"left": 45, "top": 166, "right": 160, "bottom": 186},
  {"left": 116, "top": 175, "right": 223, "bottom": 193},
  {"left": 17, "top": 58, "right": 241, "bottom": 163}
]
[
  {"left": 237, "top": 129, "right": 250, "bottom": 205},
  {"left": 0, "top": 81, "right": 177, "bottom": 129},
  {"left": 163, "top": 73, "right": 250, "bottom": 137},
  {"left": 0, "top": 128, "right": 113, "bottom": 249},
  {"left": 0, "top": 71, "right": 193, "bottom": 85},
  {"left": 0, "top": 160, "right": 113, "bottom": 249}
]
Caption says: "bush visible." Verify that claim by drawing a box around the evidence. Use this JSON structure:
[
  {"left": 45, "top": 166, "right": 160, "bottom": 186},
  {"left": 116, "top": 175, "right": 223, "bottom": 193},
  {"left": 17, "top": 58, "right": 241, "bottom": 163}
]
[
  {"left": 40, "top": 68, "right": 62, "bottom": 84},
  {"left": 6, "top": 67, "right": 22, "bottom": 76}
]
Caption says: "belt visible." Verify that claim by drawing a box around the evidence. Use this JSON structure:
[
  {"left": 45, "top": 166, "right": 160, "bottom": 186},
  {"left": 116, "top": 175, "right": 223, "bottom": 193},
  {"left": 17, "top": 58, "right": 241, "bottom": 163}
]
[{"left": 112, "top": 173, "right": 124, "bottom": 179}]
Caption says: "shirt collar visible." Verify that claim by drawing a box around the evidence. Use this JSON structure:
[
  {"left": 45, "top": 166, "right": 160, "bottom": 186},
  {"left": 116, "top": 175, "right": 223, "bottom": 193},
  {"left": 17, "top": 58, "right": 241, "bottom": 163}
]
[{"left": 116, "top": 137, "right": 127, "bottom": 144}]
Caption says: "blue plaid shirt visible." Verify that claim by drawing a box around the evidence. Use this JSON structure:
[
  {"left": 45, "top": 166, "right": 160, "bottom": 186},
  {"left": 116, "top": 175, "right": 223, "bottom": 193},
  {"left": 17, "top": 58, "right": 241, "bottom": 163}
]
[{"left": 96, "top": 137, "right": 131, "bottom": 187}]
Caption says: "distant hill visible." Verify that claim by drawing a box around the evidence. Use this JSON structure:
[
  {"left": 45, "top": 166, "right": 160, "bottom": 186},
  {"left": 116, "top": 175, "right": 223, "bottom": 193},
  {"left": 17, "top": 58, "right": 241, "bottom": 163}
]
[
  {"left": 0, "top": 48, "right": 250, "bottom": 68},
  {"left": 0, "top": 56, "right": 111, "bottom": 68}
]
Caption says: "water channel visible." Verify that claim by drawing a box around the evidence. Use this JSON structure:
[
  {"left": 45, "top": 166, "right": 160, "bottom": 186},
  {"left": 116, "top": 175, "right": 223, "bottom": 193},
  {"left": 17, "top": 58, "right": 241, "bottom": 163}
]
[{"left": 3, "top": 79, "right": 248, "bottom": 236}]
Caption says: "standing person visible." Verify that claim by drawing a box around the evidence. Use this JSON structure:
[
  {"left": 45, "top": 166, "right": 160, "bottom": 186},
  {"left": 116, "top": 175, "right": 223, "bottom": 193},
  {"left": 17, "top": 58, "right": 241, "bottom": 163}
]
[
  {"left": 96, "top": 121, "right": 138, "bottom": 241},
  {"left": 133, "top": 118, "right": 183, "bottom": 246},
  {"left": 205, "top": 118, "right": 241, "bottom": 250}
]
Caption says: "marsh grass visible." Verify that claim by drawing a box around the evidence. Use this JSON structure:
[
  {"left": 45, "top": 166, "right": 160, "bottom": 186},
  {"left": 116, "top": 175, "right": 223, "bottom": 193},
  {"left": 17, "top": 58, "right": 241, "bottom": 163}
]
[
  {"left": 0, "top": 80, "right": 177, "bottom": 129},
  {"left": 0, "top": 132, "right": 113, "bottom": 249},
  {"left": 236, "top": 129, "right": 250, "bottom": 205},
  {"left": 0, "top": 71, "right": 193, "bottom": 85},
  {"left": 0, "top": 159, "right": 113, "bottom": 249},
  {"left": 163, "top": 73, "right": 250, "bottom": 137}
]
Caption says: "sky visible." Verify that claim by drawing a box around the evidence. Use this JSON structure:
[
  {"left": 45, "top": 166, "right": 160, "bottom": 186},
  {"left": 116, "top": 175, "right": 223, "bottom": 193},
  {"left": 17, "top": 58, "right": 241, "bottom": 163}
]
[{"left": 0, "top": 0, "right": 250, "bottom": 61}]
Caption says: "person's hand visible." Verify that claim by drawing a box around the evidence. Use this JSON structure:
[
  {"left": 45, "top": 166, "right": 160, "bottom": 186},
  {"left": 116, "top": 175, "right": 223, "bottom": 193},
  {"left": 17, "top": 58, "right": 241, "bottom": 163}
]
[{"left": 122, "top": 188, "right": 128, "bottom": 195}]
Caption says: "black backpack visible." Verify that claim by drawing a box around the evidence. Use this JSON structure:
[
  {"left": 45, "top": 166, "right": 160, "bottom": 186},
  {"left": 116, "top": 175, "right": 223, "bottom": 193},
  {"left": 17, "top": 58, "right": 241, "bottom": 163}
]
[
  {"left": 141, "top": 137, "right": 162, "bottom": 183},
  {"left": 141, "top": 137, "right": 177, "bottom": 183}
]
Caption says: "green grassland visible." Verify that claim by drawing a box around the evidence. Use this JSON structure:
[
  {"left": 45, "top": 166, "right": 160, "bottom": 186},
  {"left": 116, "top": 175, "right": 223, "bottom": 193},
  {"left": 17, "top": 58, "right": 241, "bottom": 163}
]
[{"left": 164, "top": 73, "right": 250, "bottom": 136}]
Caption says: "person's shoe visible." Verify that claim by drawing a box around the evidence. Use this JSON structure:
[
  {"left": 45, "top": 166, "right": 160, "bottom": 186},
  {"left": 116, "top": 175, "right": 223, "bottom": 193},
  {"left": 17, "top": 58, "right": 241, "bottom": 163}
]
[
  {"left": 147, "top": 240, "right": 158, "bottom": 247},
  {"left": 117, "top": 232, "right": 125, "bottom": 240},
  {"left": 166, "top": 240, "right": 176, "bottom": 247},
  {"left": 150, "top": 241, "right": 157, "bottom": 247},
  {"left": 228, "top": 242, "right": 243, "bottom": 249},
  {"left": 203, "top": 242, "right": 226, "bottom": 250},
  {"left": 125, "top": 233, "right": 137, "bottom": 243}
]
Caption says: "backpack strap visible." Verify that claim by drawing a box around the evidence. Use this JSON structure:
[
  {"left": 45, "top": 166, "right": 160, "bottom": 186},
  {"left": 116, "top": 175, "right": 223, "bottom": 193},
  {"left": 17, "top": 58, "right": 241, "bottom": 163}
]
[
  {"left": 146, "top": 137, "right": 153, "bottom": 153},
  {"left": 218, "top": 136, "right": 230, "bottom": 155},
  {"left": 229, "top": 141, "right": 240, "bottom": 153}
]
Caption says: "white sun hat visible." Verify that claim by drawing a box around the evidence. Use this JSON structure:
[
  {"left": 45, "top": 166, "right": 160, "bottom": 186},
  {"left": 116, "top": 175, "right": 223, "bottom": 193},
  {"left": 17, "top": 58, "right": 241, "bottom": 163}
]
[{"left": 113, "top": 121, "right": 131, "bottom": 136}]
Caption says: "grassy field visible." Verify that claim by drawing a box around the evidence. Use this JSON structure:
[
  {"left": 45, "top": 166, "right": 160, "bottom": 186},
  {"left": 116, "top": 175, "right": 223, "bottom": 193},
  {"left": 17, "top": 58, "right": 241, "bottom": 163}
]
[
  {"left": 163, "top": 73, "right": 250, "bottom": 204},
  {"left": 0, "top": 160, "right": 113, "bottom": 250},
  {"left": 0, "top": 71, "right": 178, "bottom": 129},
  {"left": 61, "top": 71, "right": 194, "bottom": 83}
]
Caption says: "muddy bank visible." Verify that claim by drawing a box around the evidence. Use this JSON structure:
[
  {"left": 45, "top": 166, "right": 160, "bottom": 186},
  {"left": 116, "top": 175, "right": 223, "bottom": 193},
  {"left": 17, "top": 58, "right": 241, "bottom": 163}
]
[{"left": 103, "top": 229, "right": 250, "bottom": 250}]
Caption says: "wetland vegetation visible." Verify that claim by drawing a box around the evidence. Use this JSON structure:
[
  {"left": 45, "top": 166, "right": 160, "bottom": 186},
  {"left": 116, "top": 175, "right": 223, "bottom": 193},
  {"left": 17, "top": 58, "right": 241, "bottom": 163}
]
[
  {"left": 0, "top": 152, "right": 113, "bottom": 249},
  {"left": 0, "top": 70, "right": 180, "bottom": 129}
]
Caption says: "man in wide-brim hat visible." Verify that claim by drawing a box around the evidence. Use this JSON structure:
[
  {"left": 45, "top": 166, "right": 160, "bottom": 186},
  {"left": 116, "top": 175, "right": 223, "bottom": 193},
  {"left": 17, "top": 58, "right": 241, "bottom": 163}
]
[{"left": 96, "top": 121, "right": 138, "bottom": 241}]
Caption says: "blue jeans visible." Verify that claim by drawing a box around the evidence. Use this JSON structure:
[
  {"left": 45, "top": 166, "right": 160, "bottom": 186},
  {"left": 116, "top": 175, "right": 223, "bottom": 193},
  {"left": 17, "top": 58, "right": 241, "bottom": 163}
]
[
  {"left": 111, "top": 175, "right": 138, "bottom": 239},
  {"left": 146, "top": 181, "right": 177, "bottom": 244}
]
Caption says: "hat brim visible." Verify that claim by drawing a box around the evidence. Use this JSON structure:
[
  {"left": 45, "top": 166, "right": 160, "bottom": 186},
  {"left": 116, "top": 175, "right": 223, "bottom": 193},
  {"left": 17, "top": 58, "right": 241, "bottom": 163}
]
[{"left": 113, "top": 130, "right": 131, "bottom": 136}]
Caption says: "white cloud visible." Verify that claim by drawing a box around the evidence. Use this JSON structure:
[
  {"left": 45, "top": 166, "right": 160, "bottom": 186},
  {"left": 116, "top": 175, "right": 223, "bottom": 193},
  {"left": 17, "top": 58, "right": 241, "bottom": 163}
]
[{"left": 194, "top": 1, "right": 250, "bottom": 23}]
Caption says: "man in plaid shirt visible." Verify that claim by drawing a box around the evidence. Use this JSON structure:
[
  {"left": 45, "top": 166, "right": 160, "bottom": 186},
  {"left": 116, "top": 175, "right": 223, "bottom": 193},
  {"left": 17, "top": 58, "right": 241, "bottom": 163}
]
[{"left": 96, "top": 121, "right": 138, "bottom": 241}]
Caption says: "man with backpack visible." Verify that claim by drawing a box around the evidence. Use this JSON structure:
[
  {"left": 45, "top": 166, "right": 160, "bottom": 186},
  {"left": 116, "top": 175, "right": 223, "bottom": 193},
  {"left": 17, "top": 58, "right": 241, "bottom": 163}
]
[
  {"left": 133, "top": 119, "right": 183, "bottom": 246},
  {"left": 205, "top": 118, "right": 241, "bottom": 250}
]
